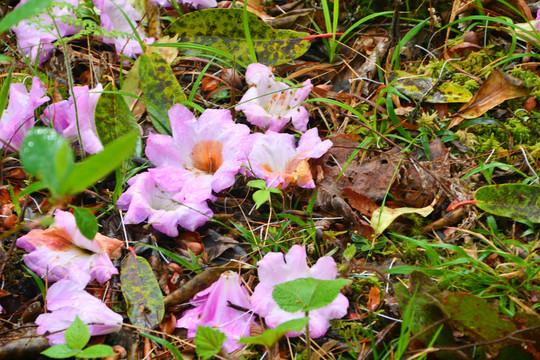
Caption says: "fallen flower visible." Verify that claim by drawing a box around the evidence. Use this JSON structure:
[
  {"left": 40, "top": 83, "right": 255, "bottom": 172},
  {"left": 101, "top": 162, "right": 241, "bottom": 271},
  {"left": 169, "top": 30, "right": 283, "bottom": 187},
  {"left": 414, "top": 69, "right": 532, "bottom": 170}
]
[
  {"left": 151, "top": 0, "right": 217, "bottom": 9},
  {"left": 236, "top": 63, "right": 312, "bottom": 132},
  {"left": 94, "top": 0, "right": 154, "bottom": 58},
  {"left": 16, "top": 210, "right": 122, "bottom": 286},
  {"left": 247, "top": 128, "right": 332, "bottom": 189},
  {"left": 145, "top": 104, "right": 251, "bottom": 202},
  {"left": 251, "top": 245, "right": 348, "bottom": 338},
  {"left": 116, "top": 168, "right": 214, "bottom": 237},
  {"left": 0, "top": 77, "right": 50, "bottom": 151},
  {"left": 42, "top": 84, "right": 104, "bottom": 154},
  {"left": 176, "top": 271, "right": 256, "bottom": 353},
  {"left": 36, "top": 279, "right": 123, "bottom": 345},
  {"left": 11, "top": 0, "right": 79, "bottom": 64}
]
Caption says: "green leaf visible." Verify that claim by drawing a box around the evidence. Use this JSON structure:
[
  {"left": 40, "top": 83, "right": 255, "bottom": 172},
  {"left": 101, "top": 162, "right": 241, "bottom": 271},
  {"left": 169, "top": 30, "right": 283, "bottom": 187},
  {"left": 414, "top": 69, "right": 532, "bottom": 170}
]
[
  {"left": 0, "top": 0, "right": 52, "bottom": 34},
  {"left": 238, "top": 317, "right": 308, "bottom": 348},
  {"left": 389, "top": 70, "right": 473, "bottom": 103},
  {"left": 120, "top": 252, "right": 164, "bottom": 329},
  {"left": 167, "top": 9, "right": 310, "bottom": 66},
  {"left": 253, "top": 190, "right": 270, "bottom": 209},
  {"left": 474, "top": 184, "right": 540, "bottom": 223},
  {"left": 77, "top": 345, "right": 115, "bottom": 358},
  {"left": 95, "top": 82, "right": 141, "bottom": 152},
  {"left": 343, "top": 244, "right": 356, "bottom": 262},
  {"left": 247, "top": 179, "right": 266, "bottom": 190},
  {"left": 73, "top": 207, "right": 98, "bottom": 240},
  {"left": 442, "top": 292, "right": 517, "bottom": 351},
  {"left": 20, "top": 128, "right": 74, "bottom": 197},
  {"left": 0, "top": 65, "right": 13, "bottom": 119},
  {"left": 194, "top": 326, "right": 226, "bottom": 360},
  {"left": 62, "top": 131, "right": 138, "bottom": 196},
  {"left": 273, "top": 277, "right": 351, "bottom": 313},
  {"left": 41, "top": 344, "right": 80, "bottom": 359},
  {"left": 138, "top": 332, "right": 184, "bottom": 360},
  {"left": 139, "top": 52, "right": 187, "bottom": 134},
  {"left": 65, "top": 316, "right": 90, "bottom": 351}
]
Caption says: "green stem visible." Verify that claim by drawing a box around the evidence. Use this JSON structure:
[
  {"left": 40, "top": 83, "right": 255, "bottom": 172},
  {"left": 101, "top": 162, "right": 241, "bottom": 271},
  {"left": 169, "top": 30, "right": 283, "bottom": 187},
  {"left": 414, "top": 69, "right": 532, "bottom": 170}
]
[{"left": 305, "top": 311, "right": 311, "bottom": 360}]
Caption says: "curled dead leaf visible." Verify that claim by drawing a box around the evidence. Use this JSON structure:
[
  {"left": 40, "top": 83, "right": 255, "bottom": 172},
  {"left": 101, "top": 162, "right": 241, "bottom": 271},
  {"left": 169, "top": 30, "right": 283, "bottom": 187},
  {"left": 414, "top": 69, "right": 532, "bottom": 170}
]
[{"left": 367, "top": 286, "right": 381, "bottom": 312}]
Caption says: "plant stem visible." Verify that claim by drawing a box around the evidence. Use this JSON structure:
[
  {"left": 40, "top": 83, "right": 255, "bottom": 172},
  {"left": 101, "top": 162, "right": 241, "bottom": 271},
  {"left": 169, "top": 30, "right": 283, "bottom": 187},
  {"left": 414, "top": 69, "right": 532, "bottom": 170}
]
[{"left": 305, "top": 311, "right": 310, "bottom": 360}]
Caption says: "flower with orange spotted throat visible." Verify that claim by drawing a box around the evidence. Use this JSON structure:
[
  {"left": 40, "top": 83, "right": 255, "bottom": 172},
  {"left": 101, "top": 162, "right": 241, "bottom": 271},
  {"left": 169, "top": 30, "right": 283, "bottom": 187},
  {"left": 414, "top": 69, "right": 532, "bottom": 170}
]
[
  {"left": 236, "top": 63, "right": 312, "bottom": 132},
  {"left": 247, "top": 129, "right": 332, "bottom": 189},
  {"left": 145, "top": 104, "right": 252, "bottom": 203}
]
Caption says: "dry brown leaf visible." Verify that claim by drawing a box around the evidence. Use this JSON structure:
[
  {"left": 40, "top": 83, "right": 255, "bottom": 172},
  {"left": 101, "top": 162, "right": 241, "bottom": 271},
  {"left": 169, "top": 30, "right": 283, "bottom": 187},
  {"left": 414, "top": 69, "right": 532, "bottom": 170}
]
[
  {"left": 343, "top": 188, "right": 379, "bottom": 217},
  {"left": 367, "top": 286, "right": 381, "bottom": 312},
  {"left": 455, "top": 68, "right": 528, "bottom": 122}
]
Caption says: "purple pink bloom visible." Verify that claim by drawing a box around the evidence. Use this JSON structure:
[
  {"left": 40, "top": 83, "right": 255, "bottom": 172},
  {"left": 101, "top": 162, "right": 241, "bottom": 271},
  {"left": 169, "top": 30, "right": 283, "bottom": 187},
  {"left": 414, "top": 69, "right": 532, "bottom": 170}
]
[
  {"left": 247, "top": 128, "right": 332, "bottom": 189},
  {"left": 16, "top": 210, "right": 123, "bottom": 286},
  {"left": 176, "top": 271, "right": 255, "bottom": 353},
  {"left": 43, "top": 84, "right": 104, "bottom": 154},
  {"left": 116, "top": 168, "right": 213, "bottom": 237},
  {"left": 151, "top": 0, "right": 217, "bottom": 8},
  {"left": 11, "top": 0, "right": 79, "bottom": 64},
  {"left": 145, "top": 104, "right": 251, "bottom": 202},
  {"left": 251, "top": 245, "right": 348, "bottom": 338},
  {"left": 0, "top": 77, "right": 50, "bottom": 151},
  {"left": 35, "top": 279, "right": 123, "bottom": 345},
  {"left": 236, "top": 63, "right": 312, "bottom": 132}
]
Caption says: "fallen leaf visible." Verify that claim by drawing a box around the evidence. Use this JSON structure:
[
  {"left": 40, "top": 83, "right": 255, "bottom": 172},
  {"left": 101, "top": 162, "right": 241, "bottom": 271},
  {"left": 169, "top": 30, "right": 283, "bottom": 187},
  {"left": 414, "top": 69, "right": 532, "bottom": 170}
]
[
  {"left": 371, "top": 205, "right": 434, "bottom": 236},
  {"left": 456, "top": 68, "right": 528, "bottom": 121},
  {"left": 366, "top": 286, "right": 381, "bottom": 311}
]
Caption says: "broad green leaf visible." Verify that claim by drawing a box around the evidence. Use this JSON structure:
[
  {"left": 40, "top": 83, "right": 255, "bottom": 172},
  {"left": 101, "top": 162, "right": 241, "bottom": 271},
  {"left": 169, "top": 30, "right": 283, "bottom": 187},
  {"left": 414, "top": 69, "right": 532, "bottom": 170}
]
[
  {"left": 40, "top": 344, "right": 80, "bottom": 359},
  {"left": 138, "top": 332, "right": 184, "bottom": 360},
  {"left": 62, "top": 131, "right": 138, "bottom": 196},
  {"left": 389, "top": 71, "right": 473, "bottom": 103},
  {"left": 73, "top": 207, "right": 98, "bottom": 241},
  {"left": 474, "top": 184, "right": 540, "bottom": 223},
  {"left": 253, "top": 190, "right": 270, "bottom": 209},
  {"left": 78, "top": 345, "right": 115, "bottom": 358},
  {"left": 95, "top": 83, "right": 141, "bottom": 147},
  {"left": 139, "top": 52, "right": 186, "bottom": 134},
  {"left": 194, "top": 326, "right": 226, "bottom": 360},
  {"left": 0, "top": 0, "right": 52, "bottom": 34},
  {"left": 273, "top": 277, "right": 351, "bottom": 313},
  {"left": 238, "top": 318, "right": 308, "bottom": 348},
  {"left": 64, "top": 316, "right": 90, "bottom": 351},
  {"left": 167, "top": 9, "right": 310, "bottom": 66},
  {"left": 371, "top": 205, "right": 433, "bottom": 236},
  {"left": 247, "top": 179, "right": 266, "bottom": 190},
  {"left": 120, "top": 252, "right": 164, "bottom": 329},
  {"left": 20, "top": 128, "right": 74, "bottom": 197},
  {"left": 442, "top": 292, "right": 517, "bottom": 351}
]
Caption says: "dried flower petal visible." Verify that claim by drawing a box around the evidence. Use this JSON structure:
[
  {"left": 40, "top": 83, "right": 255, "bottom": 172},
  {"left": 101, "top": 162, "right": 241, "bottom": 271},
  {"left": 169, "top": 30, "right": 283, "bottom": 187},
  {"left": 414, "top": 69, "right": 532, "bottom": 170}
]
[
  {"left": 251, "top": 245, "right": 348, "bottom": 338},
  {"left": 247, "top": 128, "right": 332, "bottom": 189},
  {"left": 16, "top": 210, "right": 122, "bottom": 286},
  {"left": 36, "top": 279, "right": 122, "bottom": 345},
  {"left": 176, "top": 271, "right": 255, "bottom": 353},
  {"left": 236, "top": 63, "right": 312, "bottom": 132}
]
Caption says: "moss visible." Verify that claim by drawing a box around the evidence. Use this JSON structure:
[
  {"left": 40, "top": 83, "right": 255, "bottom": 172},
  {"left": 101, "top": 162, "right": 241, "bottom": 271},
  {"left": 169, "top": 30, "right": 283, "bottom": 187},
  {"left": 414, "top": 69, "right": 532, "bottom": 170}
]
[{"left": 508, "top": 67, "right": 540, "bottom": 100}]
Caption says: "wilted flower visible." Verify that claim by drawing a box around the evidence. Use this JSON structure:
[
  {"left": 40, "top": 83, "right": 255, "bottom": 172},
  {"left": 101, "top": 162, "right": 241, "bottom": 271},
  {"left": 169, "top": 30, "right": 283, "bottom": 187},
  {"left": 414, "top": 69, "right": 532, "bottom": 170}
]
[
  {"left": 42, "top": 84, "right": 104, "bottom": 154},
  {"left": 11, "top": 0, "right": 79, "bottom": 64},
  {"left": 247, "top": 128, "right": 332, "bottom": 189},
  {"left": 16, "top": 210, "right": 122, "bottom": 286},
  {"left": 36, "top": 279, "right": 123, "bottom": 345},
  {"left": 116, "top": 167, "right": 213, "bottom": 237},
  {"left": 251, "top": 245, "right": 348, "bottom": 338},
  {"left": 176, "top": 271, "right": 256, "bottom": 353},
  {"left": 146, "top": 104, "right": 251, "bottom": 202},
  {"left": 0, "top": 77, "right": 50, "bottom": 151},
  {"left": 236, "top": 63, "right": 312, "bottom": 132},
  {"left": 94, "top": 0, "right": 154, "bottom": 58}
]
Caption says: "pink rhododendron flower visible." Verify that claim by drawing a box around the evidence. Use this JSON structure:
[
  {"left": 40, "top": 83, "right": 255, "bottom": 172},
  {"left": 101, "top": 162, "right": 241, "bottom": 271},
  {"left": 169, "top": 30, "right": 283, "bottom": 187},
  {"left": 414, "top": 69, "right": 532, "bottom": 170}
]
[
  {"left": 36, "top": 279, "right": 123, "bottom": 345},
  {"left": 146, "top": 104, "right": 251, "bottom": 202},
  {"left": 236, "top": 63, "right": 312, "bottom": 132},
  {"left": 251, "top": 245, "right": 348, "bottom": 338},
  {"left": 11, "top": 0, "right": 79, "bottom": 64},
  {"left": 116, "top": 168, "right": 213, "bottom": 237},
  {"left": 0, "top": 77, "right": 50, "bottom": 151},
  {"left": 247, "top": 128, "right": 332, "bottom": 189},
  {"left": 94, "top": 0, "right": 155, "bottom": 58},
  {"left": 43, "top": 84, "right": 104, "bottom": 154},
  {"left": 151, "top": 0, "right": 217, "bottom": 8},
  {"left": 16, "top": 210, "right": 123, "bottom": 286},
  {"left": 176, "top": 271, "right": 256, "bottom": 353}
]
